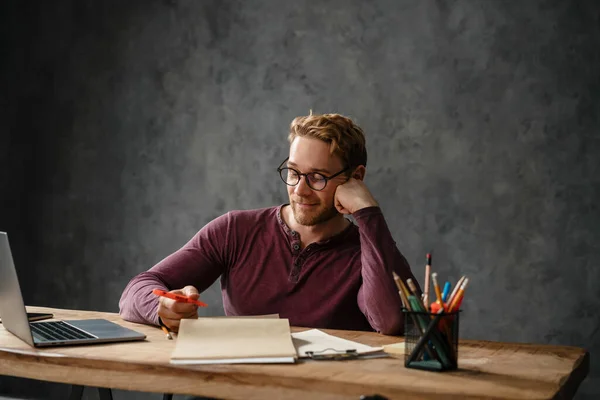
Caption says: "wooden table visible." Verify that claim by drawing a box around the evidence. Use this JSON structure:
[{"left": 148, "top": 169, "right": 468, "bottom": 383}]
[{"left": 0, "top": 307, "right": 589, "bottom": 400}]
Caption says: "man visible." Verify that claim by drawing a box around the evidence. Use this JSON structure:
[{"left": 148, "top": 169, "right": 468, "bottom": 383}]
[{"left": 119, "top": 113, "right": 418, "bottom": 335}]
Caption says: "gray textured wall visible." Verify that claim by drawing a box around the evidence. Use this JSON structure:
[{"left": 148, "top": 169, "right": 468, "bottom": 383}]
[{"left": 1, "top": 0, "right": 599, "bottom": 399}]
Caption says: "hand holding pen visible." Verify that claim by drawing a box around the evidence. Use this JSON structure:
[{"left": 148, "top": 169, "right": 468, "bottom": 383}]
[{"left": 153, "top": 286, "right": 207, "bottom": 333}]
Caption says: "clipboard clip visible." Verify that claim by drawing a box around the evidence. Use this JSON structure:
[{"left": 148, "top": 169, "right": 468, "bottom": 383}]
[{"left": 305, "top": 348, "right": 358, "bottom": 361}]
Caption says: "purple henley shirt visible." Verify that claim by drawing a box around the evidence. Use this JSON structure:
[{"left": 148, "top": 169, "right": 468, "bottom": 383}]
[{"left": 119, "top": 205, "right": 418, "bottom": 335}]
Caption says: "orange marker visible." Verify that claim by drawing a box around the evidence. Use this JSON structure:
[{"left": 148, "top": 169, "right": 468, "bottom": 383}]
[{"left": 152, "top": 288, "right": 208, "bottom": 307}]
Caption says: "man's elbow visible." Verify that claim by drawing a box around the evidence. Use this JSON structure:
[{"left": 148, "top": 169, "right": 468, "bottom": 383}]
[
  {"left": 118, "top": 297, "right": 136, "bottom": 322},
  {"left": 118, "top": 289, "right": 145, "bottom": 324},
  {"left": 374, "top": 314, "right": 404, "bottom": 336}
]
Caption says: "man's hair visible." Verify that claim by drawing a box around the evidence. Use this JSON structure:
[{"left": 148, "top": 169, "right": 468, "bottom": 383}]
[{"left": 288, "top": 113, "right": 367, "bottom": 170}]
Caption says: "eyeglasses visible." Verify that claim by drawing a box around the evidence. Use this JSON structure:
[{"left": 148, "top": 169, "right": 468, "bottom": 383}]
[{"left": 277, "top": 157, "right": 349, "bottom": 191}]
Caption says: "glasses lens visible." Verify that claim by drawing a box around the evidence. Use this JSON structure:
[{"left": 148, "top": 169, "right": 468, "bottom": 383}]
[
  {"left": 279, "top": 168, "right": 299, "bottom": 186},
  {"left": 306, "top": 173, "right": 327, "bottom": 191}
]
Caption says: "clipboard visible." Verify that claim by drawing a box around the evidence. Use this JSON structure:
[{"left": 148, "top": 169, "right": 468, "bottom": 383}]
[{"left": 291, "top": 329, "right": 387, "bottom": 361}]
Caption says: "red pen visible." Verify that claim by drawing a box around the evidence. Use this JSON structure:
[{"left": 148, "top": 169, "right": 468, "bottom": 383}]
[{"left": 152, "top": 288, "right": 208, "bottom": 307}]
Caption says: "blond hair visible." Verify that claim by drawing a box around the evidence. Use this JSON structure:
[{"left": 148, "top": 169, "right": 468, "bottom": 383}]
[{"left": 288, "top": 113, "right": 367, "bottom": 169}]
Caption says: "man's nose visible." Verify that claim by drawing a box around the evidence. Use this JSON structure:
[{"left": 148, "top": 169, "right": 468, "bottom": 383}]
[{"left": 294, "top": 175, "right": 313, "bottom": 196}]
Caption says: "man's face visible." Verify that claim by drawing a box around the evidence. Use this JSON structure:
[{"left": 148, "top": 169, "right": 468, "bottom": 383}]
[{"left": 286, "top": 137, "right": 347, "bottom": 226}]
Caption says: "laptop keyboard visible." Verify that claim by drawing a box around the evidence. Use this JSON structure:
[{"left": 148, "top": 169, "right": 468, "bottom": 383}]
[{"left": 30, "top": 321, "right": 96, "bottom": 342}]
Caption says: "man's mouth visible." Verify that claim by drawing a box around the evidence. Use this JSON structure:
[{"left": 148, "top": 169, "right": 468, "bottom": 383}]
[{"left": 295, "top": 201, "right": 318, "bottom": 208}]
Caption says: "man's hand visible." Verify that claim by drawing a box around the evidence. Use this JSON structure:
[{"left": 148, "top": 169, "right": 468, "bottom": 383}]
[
  {"left": 157, "top": 285, "right": 199, "bottom": 332},
  {"left": 334, "top": 178, "right": 379, "bottom": 215}
]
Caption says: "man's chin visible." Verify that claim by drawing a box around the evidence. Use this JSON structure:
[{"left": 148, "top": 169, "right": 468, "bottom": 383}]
[
  {"left": 293, "top": 212, "right": 318, "bottom": 226},
  {"left": 292, "top": 205, "right": 338, "bottom": 226}
]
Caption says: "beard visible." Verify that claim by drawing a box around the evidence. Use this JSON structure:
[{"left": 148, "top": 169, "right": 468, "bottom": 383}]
[{"left": 291, "top": 198, "right": 340, "bottom": 226}]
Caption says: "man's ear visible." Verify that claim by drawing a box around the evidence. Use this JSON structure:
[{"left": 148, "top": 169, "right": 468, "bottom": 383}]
[{"left": 352, "top": 165, "right": 366, "bottom": 181}]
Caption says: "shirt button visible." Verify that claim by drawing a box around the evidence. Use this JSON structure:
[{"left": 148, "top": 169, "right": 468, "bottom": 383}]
[
  {"left": 293, "top": 243, "right": 300, "bottom": 251},
  {"left": 290, "top": 230, "right": 297, "bottom": 237}
]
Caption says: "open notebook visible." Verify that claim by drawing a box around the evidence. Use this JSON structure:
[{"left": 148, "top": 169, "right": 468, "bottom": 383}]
[
  {"left": 170, "top": 317, "right": 388, "bottom": 364},
  {"left": 170, "top": 318, "right": 297, "bottom": 364}
]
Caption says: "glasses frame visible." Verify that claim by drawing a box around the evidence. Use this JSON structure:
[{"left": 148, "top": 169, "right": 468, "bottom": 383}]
[{"left": 276, "top": 157, "right": 350, "bottom": 191}]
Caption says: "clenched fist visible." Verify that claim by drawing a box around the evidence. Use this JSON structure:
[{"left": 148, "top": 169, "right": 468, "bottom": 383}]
[
  {"left": 334, "top": 177, "right": 379, "bottom": 215},
  {"left": 157, "top": 285, "right": 200, "bottom": 332}
]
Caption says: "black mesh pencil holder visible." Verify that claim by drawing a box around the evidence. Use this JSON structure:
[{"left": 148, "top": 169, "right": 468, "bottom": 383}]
[{"left": 403, "top": 309, "right": 460, "bottom": 371}]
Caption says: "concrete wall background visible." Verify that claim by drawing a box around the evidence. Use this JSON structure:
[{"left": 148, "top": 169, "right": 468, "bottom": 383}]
[{"left": 1, "top": 1, "right": 598, "bottom": 398}]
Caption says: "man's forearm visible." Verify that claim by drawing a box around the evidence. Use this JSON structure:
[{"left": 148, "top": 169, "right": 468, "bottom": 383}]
[
  {"left": 118, "top": 222, "right": 227, "bottom": 326},
  {"left": 354, "top": 207, "right": 418, "bottom": 335}
]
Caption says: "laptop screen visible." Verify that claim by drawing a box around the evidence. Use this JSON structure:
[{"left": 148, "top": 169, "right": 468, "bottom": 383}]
[{"left": 0, "top": 232, "right": 36, "bottom": 346}]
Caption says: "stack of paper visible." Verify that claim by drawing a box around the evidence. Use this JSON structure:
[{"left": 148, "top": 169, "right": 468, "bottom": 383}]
[{"left": 170, "top": 318, "right": 297, "bottom": 365}]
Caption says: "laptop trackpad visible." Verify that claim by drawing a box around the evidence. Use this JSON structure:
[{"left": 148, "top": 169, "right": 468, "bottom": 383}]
[{"left": 66, "top": 319, "right": 146, "bottom": 339}]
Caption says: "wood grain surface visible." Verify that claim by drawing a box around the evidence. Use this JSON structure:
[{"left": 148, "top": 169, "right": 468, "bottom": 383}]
[{"left": 0, "top": 307, "right": 589, "bottom": 400}]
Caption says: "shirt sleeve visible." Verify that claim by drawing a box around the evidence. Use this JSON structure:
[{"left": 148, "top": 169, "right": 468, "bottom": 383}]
[
  {"left": 353, "top": 206, "right": 420, "bottom": 335},
  {"left": 118, "top": 213, "right": 231, "bottom": 326}
]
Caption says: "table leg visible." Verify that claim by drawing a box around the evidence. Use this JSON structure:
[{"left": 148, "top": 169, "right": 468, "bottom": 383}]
[
  {"left": 98, "top": 388, "right": 113, "bottom": 400},
  {"left": 68, "top": 385, "right": 84, "bottom": 400},
  {"left": 163, "top": 394, "right": 173, "bottom": 400}
]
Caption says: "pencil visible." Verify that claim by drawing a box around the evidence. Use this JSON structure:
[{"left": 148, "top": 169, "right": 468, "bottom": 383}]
[
  {"left": 406, "top": 278, "right": 419, "bottom": 297},
  {"left": 161, "top": 325, "right": 173, "bottom": 340},
  {"left": 423, "top": 253, "right": 431, "bottom": 308},
  {"left": 407, "top": 278, "right": 427, "bottom": 311},
  {"left": 447, "top": 275, "right": 466, "bottom": 306},
  {"left": 392, "top": 272, "right": 403, "bottom": 292},
  {"left": 393, "top": 272, "right": 414, "bottom": 310},
  {"left": 448, "top": 278, "right": 470, "bottom": 312},
  {"left": 431, "top": 272, "right": 444, "bottom": 307}
]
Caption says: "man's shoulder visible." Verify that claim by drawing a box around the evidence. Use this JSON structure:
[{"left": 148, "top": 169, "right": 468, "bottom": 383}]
[
  {"left": 225, "top": 205, "right": 282, "bottom": 224},
  {"left": 201, "top": 205, "right": 282, "bottom": 235}
]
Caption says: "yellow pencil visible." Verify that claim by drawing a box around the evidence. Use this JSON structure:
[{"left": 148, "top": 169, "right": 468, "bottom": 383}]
[
  {"left": 397, "top": 278, "right": 412, "bottom": 302},
  {"left": 161, "top": 325, "right": 173, "bottom": 340},
  {"left": 392, "top": 272, "right": 403, "bottom": 292},
  {"left": 431, "top": 272, "right": 444, "bottom": 307},
  {"left": 392, "top": 272, "right": 411, "bottom": 310}
]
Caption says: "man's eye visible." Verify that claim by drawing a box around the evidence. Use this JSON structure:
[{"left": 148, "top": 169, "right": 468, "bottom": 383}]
[{"left": 308, "top": 174, "right": 326, "bottom": 183}]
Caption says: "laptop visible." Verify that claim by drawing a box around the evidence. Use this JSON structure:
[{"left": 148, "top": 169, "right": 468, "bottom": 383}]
[{"left": 0, "top": 231, "right": 146, "bottom": 347}]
